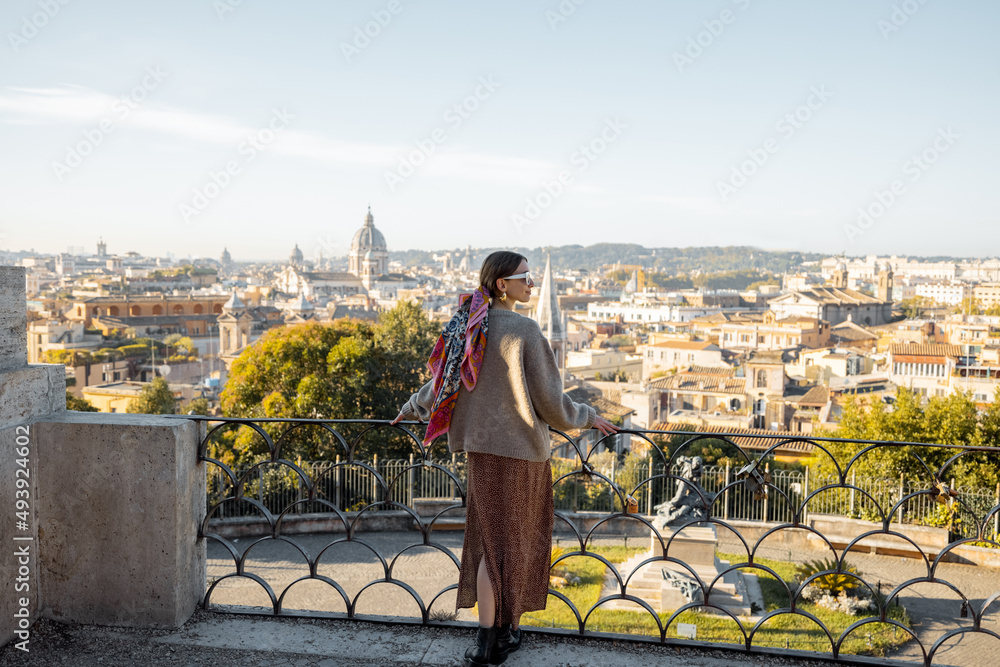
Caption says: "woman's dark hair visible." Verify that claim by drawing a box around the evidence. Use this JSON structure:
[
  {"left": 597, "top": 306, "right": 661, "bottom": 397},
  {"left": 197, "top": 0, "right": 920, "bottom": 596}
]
[{"left": 479, "top": 251, "right": 527, "bottom": 298}]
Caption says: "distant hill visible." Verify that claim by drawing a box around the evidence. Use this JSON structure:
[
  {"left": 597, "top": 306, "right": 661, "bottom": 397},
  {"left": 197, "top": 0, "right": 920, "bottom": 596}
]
[{"left": 390, "top": 244, "right": 823, "bottom": 275}]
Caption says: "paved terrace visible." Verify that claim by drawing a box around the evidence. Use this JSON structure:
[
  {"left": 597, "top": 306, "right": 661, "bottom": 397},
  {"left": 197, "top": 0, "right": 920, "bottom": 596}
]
[{"left": 0, "top": 610, "right": 850, "bottom": 667}]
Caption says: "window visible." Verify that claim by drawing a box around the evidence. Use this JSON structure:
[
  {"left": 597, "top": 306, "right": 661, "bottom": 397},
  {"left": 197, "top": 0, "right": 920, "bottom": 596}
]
[{"left": 756, "top": 370, "right": 767, "bottom": 388}]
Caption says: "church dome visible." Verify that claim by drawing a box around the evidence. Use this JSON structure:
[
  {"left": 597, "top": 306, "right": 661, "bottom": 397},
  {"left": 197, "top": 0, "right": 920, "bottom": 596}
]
[
  {"left": 351, "top": 207, "right": 386, "bottom": 253},
  {"left": 290, "top": 243, "right": 304, "bottom": 264}
]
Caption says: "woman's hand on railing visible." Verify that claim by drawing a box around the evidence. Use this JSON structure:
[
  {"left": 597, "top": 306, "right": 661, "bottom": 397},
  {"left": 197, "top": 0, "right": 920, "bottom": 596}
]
[
  {"left": 592, "top": 416, "right": 620, "bottom": 436},
  {"left": 390, "top": 410, "right": 417, "bottom": 426}
]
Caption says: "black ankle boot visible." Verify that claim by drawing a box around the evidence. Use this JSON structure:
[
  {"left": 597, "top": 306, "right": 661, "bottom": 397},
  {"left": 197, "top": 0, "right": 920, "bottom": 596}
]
[
  {"left": 491, "top": 624, "right": 521, "bottom": 664},
  {"left": 465, "top": 625, "right": 497, "bottom": 666}
]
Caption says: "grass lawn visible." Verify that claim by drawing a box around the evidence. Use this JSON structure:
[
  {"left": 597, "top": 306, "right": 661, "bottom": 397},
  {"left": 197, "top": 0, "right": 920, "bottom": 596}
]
[{"left": 520, "top": 546, "right": 912, "bottom": 658}]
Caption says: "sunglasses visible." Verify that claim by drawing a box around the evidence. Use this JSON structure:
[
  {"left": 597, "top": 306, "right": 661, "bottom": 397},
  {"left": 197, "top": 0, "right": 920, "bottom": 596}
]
[{"left": 503, "top": 271, "right": 533, "bottom": 284}]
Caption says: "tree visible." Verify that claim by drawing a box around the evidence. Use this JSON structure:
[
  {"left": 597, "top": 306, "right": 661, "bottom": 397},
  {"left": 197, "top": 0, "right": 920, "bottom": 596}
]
[
  {"left": 184, "top": 397, "right": 211, "bottom": 415},
  {"left": 817, "top": 389, "right": 1000, "bottom": 490},
  {"left": 43, "top": 349, "right": 92, "bottom": 366},
  {"left": 218, "top": 302, "right": 439, "bottom": 466},
  {"left": 126, "top": 377, "right": 176, "bottom": 415},
  {"left": 66, "top": 391, "right": 98, "bottom": 412},
  {"left": 953, "top": 297, "right": 984, "bottom": 316},
  {"left": 899, "top": 296, "right": 928, "bottom": 319}
]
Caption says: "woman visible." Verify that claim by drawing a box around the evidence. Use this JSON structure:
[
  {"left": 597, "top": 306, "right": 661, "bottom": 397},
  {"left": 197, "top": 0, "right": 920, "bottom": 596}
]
[{"left": 392, "top": 251, "right": 618, "bottom": 665}]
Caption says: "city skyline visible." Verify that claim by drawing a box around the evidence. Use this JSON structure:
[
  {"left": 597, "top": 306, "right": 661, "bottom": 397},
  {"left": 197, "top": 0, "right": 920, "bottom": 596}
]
[{"left": 2, "top": 1, "right": 998, "bottom": 259}]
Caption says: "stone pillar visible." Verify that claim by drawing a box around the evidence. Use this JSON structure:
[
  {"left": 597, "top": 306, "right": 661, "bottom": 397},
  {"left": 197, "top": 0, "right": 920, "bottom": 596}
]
[
  {"left": 33, "top": 413, "right": 205, "bottom": 628},
  {"left": 0, "top": 266, "right": 66, "bottom": 649}
]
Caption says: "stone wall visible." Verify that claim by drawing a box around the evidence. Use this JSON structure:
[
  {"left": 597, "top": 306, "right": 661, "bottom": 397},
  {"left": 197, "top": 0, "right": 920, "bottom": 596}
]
[
  {"left": 34, "top": 413, "right": 205, "bottom": 628},
  {"left": 1, "top": 266, "right": 206, "bottom": 649},
  {"left": 0, "top": 266, "right": 65, "bottom": 649}
]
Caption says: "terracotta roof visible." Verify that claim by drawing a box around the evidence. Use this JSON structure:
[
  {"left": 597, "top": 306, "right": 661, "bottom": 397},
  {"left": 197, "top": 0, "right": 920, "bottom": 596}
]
[
  {"left": 793, "top": 385, "right": 830, "bottom": 406},
  {"left": 647, "top": 423, "right": 814, "bottom": 454},
  {"left": 691, "top": 312, "right": 757, "bottom": 324},
  {"left": 646, "top": 340, "right": 718, "bottom": 350},
  {"left": 301, "top": 271, "right": 362, "bottom": 282},
  {"left": 888, "top": 343, "right": 961, "bottom": 358},
  {"left": 771, "top": 287, "right": 887, "bottom": 306},
  {"left": 830, "top": 321, "right": 879, "bottom": 342},
  {"left": 565, "top": 387, "right": 635, "bottom": 419},
  {"left": 687, "top": 365, "right": 735, "bottom": 376},
  {"left": 648, "top": 374, "right": 746, "bottom": 395}
]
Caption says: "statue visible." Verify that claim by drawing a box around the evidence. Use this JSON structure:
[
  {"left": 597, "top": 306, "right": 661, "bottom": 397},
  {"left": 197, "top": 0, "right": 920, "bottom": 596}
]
[
  {"left": 661, "top": 568, "right": 704, "bottom": 604},
  {"left": 653, "top": 456, "right": 715, "bottom": 529}
]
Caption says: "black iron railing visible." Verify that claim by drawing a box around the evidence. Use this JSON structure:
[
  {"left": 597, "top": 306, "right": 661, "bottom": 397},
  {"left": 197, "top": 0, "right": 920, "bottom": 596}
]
[{"left": 190, "top": 416, "right": 1000, "bottom": 666}]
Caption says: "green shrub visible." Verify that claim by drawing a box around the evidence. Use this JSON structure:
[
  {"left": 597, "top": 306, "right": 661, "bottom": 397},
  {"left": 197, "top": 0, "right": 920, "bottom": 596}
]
[{"left": 795, "top": 558, "right": 860, "bottom": 595}]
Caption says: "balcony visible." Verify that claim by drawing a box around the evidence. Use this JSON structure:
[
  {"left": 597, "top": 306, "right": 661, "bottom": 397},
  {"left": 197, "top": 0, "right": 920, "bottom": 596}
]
[{"left": 3, "top": 267, "right": 1000, "bottom": 666}]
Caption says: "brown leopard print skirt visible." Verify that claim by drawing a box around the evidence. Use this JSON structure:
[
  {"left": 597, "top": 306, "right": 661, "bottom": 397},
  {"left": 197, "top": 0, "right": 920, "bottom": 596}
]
[{"left": 456, "top": 452, "right": 553, "bottom": 626}]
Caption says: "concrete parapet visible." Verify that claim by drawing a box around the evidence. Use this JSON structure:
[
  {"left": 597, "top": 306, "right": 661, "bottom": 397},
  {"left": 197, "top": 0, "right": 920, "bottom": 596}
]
[
  {"left": 0, "top": 423, "right": 39, "bottom": 651},
  {"left": 207, "top": 510, "right": 418, "bottom": 540},
  {"left": 0, "top": 264, "right": 66, "bottom": 650},
  {"left": 33, "top": 412, "right": 205, "bottom": 628},
  {"left": 0, "top": 267, "right": 28, "bottom": 371},
  {"left": 0, "top": 364, "right": 66, "bottom": 423}
]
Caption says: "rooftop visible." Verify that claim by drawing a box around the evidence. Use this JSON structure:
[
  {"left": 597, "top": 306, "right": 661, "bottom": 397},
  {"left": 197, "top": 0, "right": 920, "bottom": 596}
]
[
  {"left": 646, "top": 339, "right": 718, "bottom": 350},
  {"left": 888, "top": 343, "right": 962, "bottom": 358}
]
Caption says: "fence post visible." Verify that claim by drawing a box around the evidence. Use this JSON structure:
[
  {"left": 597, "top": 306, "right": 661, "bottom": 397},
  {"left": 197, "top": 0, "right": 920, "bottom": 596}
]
[
  {"left": 610, "top": 455, "right": 617, "bottom": 511},
  {"left": 408, "top": 453, "right": 415, "bottom": 507},
  {"left": 724, "top": 460, "right": 730, "bottom": 521},
  {"left": 803, "top": 466, "right": 809, "bottom": 524},
  {"left": 372, "top": 453, "right": 379, "bottom": 506},
  {"left": 646, "top": 458, "right": 653, "bottom": 515},
  {"left": 849, "top": 470, "right": 856, "bottom": 516},
  {"left": 763, "top": 462, "right": 770, "bottom": 523},
  {"left": 450, "top": 452, "right": 457, "bottom": 499},
  {"left": 897, "top": 473, "right": 905, "bottom": 525},
  {"left": 335, "top": 454, "right": 341, "bottom": 510},
  {"left": 995, "top": 483, "right": 999, "bottom": 540}
]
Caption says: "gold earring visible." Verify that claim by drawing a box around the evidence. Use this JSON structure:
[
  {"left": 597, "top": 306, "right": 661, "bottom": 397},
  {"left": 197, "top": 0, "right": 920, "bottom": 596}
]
[{"left": 499, "top": 292, "right": 507, "bottom": 302}]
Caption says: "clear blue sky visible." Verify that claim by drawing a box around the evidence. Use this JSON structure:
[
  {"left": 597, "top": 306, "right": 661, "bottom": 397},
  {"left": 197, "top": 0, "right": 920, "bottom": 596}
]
[{"left": 1, "top": 0, "right": 997, "bottom": 261}]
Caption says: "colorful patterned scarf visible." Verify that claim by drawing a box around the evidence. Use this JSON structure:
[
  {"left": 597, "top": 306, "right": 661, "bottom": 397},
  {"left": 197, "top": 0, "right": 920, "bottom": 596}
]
[{"left": 423, "top": 287, "right": 491, "bottom": 444}]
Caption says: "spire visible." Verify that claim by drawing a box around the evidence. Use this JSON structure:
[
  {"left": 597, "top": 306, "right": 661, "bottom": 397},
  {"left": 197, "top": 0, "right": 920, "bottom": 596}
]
[
  {"left": 222, "top": 291, "right": 245, "bottom": 312},
  {"left": 534, "top": 254, "right": 565, "bottom": 342},
  {"left": 625, "top": 270, "right": 638, "bottom": 294}
]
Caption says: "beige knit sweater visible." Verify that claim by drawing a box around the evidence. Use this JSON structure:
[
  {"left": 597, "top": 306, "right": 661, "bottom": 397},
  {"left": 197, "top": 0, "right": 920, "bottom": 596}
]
[{"left": 401, "top": 307, "right": 596, "bottom": 462}]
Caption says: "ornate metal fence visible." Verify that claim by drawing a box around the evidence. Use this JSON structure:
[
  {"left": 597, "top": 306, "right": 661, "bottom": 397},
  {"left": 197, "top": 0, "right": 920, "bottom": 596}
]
[{"left": 194, "top": 417, "right": 1000, "bottom": 666}]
